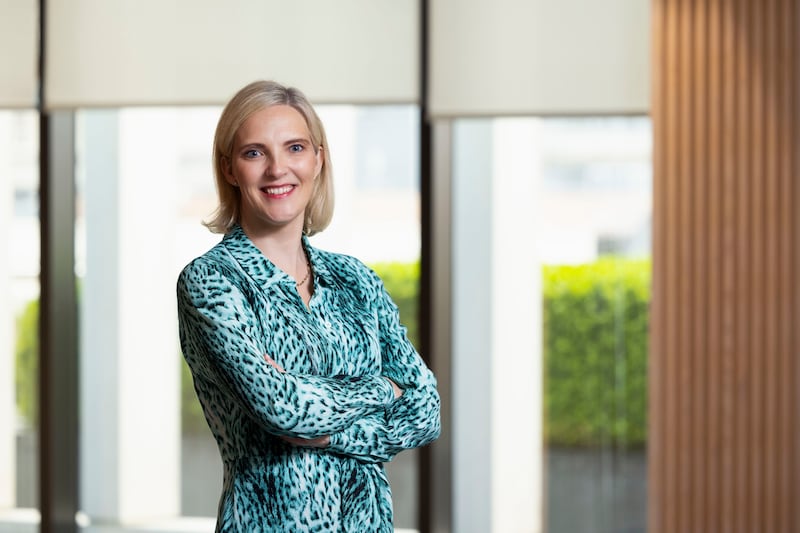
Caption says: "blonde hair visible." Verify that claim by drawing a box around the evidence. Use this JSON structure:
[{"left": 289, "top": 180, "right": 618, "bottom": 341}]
[{"left": 204, "top": 80, "right": 334, "bottom": 236}]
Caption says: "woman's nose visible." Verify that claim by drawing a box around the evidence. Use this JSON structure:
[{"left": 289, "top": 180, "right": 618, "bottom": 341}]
[{"left": 267, "top": 153, "right": 288, "bottom": 177}]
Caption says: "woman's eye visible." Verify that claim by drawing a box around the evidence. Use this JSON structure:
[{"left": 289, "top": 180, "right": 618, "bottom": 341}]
[
  {"left": 289, "top": 144, "right": 303, "bottom": 153},
  {"left": 244, "top": 149, "right": 262, "bottom": 158}
]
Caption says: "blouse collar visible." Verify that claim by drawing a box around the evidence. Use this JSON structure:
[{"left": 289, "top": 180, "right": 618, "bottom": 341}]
[{"left": 221, "top": 224, "right": 331, "bottom": 288}]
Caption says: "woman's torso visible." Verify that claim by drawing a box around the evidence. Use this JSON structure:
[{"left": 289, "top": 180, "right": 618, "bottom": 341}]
[{"left": 182, "top": 229, "right": 394, "bottom": 532}]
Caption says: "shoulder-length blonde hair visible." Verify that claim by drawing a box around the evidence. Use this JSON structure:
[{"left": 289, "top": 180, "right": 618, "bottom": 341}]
[{"left": 204, "top": 80, "right": 334, "bottom": 236}]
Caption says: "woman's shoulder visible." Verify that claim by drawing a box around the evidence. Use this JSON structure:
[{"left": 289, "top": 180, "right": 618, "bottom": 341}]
[
  {"left": 178, "top": 240, "right": 236, "bottom": 284},
  {"left": 311, "top": 246, "right": 379, "bottom": 286}
]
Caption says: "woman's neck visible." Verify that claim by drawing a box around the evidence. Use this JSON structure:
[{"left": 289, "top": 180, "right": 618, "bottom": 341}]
[{"left": 240, "top": 221, "right": 306, "bottom": 279}]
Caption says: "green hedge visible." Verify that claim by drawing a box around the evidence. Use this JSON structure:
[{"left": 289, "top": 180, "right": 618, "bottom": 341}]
[
  {"left": 369, "top": 261, "right": 420, "bottom": 348},
  {"left": 14, "top": 299, "right": 38, "bottom": 426},
  {"left": 543, "top": 258, "right": 650, "bottom": 447}
]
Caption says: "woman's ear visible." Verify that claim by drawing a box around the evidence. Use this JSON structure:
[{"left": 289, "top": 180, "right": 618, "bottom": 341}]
[
  {"left": 221, "top": 156, "right": 237, "bottom": 186},
  {"left": 315, "top": 146, "right": 324, "bottom": 177}
]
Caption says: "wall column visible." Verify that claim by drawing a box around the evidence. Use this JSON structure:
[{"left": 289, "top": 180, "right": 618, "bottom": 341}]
[
  {"left": 450, "top": 119, "right": 542, "bottom": 533},
  {"left": 80, "top": 109, "right": 180, "bottom": 524},
  {"left": 649, "top": 0, "right": 800, "bottom": 531}
]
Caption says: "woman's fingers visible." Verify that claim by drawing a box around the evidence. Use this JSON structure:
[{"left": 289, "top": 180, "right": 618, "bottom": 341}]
[
  {"left": 280, "top": 435, "right": 330, "bottom": 448},
  {"left": 264, "top": 354, "right": 285, "bottom": 372},
  {"left": 385, "top": 377, "right": 404, "bottom": 399}
]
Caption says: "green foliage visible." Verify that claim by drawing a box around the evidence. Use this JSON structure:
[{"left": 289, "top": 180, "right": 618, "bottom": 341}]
[
  {"left": 15, "top": 298, "right": 38, "bottom": 426},
  {"left": 181, "top": 355, "right": 209, "bottom": 434},
  {"left": 369, "top": 261, "right": 420, "bottom": 348},
  {"left": 543, "top": 258, "right": 650, "bottom": 448}
]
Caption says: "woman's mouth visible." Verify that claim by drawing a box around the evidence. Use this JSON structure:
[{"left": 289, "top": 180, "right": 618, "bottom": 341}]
[{"left": 262, "top": 185, "right": 294, "bottom": 197}]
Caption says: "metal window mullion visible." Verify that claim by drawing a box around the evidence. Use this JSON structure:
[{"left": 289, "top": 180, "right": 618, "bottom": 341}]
[
  {"left": 39, "top": 109, "right": 79, "bottom": 533},
  {"left": 424, "top": 120, "right": 453, "bottom": 533}
]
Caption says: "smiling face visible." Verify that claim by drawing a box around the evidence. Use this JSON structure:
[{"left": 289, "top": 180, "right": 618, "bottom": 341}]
[{"left": 224, "top": 104, "right": 323, "bottom": 236}]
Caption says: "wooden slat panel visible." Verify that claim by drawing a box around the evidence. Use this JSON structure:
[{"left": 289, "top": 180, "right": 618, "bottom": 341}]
[
  {"left": 734, "top": 1, "right": 752, "bottom": 531},
  {"left": 691, "top": 1, "right": 708, "bottom": 529},
  {"left": 663, "top": 0, "right": 679, "bottom": 527},
  {"left": 647, "top": 0, "right": 665, "bottom": 529},
  {"left": 719, "top": 0, "right": 738, "bottom": 528},
  {"left": 748, "top": 0, "right": 765, "bottom": 530},
  {"left": 705, "top": 0, "right": 722, "bottom": 528},
  {"left": 762, "top": 1, "right": 778, "bottom": 532},
  {"left": 649, "top": 0, "right": 799, "bottom": 530},
  {"left": 677, "top": 0, "right": 694, "bottom": 528},
  {"left": 778, "top": 3, "right": 798, "bottom": 531}
]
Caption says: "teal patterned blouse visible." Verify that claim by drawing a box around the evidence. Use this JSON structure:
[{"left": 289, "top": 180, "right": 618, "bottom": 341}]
[{"left": 177, "top": 226, "right": 441, "bottom": 532}]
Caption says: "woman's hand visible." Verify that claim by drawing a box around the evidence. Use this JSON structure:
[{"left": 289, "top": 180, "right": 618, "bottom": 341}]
[
  {"left": 264, "top": 354, "right": 285, "bottom": 372},
  {"left": 281, "top": 435, "right": 331, "bottom": 448},
  {"left": 265, "top": 354, "right": 330, "bottom": 448},
  {"left": 386, "top": 377, "right": 404, "bottom": 399}
]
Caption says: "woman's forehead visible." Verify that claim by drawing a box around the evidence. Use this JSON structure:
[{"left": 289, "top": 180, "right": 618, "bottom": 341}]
[{"left": 236, "top": 105, "right": 312, "bottom": 142}]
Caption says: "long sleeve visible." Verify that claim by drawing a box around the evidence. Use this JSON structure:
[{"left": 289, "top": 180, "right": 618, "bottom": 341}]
[
  {"left": 177, "top": 259, "right": 396, "bottom": 440},
  {"left": 328, "top": 271, "right": 441, "bottom": 463}
]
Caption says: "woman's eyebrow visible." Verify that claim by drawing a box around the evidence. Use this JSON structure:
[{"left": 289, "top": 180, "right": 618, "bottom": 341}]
[
  {"left": 238, "top": 142, "right": 266, "bottom": 149},
  {"left": 236, "top": 137, "right": 312, "bottom": 150},
  {"left": 283, "top": 137, "right": 312, "bottom": 146}
]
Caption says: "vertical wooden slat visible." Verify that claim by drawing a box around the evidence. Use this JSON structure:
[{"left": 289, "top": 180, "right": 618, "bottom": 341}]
[
  {"left": 662, "top": 0, "right": 680, "bottom": 529},
  {"left": 677, "top": 0, "right": 694, "bottom": 528},
  {"left": 691, "top": 1, "right": 708, "bottom": 530},
  {"left": 734, "top": 0, "right": 751, "bottom": 530},
  {"left": 650, "top": 0, "right": 800, "bottom": 531},
  {"left": 790, "top": 1, "right": 800, "bottom": 530},
  {"left": 719, "top": 1, "right": 737, "bottom": 530},
  {"left": 763, "top": 0, "right": 778, "bottom": 531},
  {"left": 705, "top": 0, "right": 722, "bottom": 528},
  {"left": 775, "top": 1, "right": 787, "bottom": 526},
  {"left": 749, "top": 0, "right": 765, "bottom": 530},
  {"left": 775, "top": 0, "right": 788, "bottom": 514},
  {"left": 778, "top": 3, "right": 797, "bottom": 531},
  {"left": 793, "top": 0, "right": 800, "bottom": 526},
  {"left": 648, "top": 0, "right": 665, "bottom": 530}
]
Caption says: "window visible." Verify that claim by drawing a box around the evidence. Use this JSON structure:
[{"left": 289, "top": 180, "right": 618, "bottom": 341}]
[
  {"left": 537, "top": 117, "right": 650, "bottom": 533},
  {"left": 449, "top": 116, "right": 651, "bottom": 532},
  {"left": 0, "top": 110, "right": 40, "bottom": 530}
]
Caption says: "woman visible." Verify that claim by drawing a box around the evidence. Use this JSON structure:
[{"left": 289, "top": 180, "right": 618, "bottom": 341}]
[{"left": 176, "top": 80, "right": 441, "bottom": 532}]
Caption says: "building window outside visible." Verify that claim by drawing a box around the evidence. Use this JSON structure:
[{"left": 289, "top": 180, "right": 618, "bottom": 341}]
[
  {"left": 538, "top": 117, "right": 651, "bottom": 533},
  {"left": 449, "top": 115, "right": 650, "bottom": 531},
  {"left": 0, "top": 110, "right": 40, "bottom": 527}
]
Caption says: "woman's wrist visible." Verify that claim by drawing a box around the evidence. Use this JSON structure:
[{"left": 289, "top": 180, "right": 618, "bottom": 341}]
[{"left": 384, "top": 377, "right": 404, "bottom": 400}]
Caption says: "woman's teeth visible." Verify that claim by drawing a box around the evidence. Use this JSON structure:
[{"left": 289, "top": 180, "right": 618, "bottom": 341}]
[{"left": 264, "top": 185, "right": 293, "bottom": 195}]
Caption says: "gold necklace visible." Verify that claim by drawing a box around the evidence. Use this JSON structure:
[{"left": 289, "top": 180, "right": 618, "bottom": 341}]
[{"left": 296, "top": 258, "right": 311, "bottom": 287}]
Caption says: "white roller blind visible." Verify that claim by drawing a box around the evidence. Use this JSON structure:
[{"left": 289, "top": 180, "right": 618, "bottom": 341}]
[
  {"left": 430, "top": 0, "right": 650, "bottom": 116},
  {"left": 0, "top": 0, "right": 38, "bottom": 108},
  {"left": 45, "top": 0, "right": 419, "bottom": 108}
]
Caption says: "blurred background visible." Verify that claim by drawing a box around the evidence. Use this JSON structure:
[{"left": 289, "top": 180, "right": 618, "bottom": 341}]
[{"left": 2, "top": 1, "right": 797, "bottom": 532}]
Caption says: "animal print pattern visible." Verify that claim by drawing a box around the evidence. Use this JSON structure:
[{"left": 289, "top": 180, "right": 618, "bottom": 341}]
[{"left": 177, "top": 225, "right": 441, "bottom": 532}]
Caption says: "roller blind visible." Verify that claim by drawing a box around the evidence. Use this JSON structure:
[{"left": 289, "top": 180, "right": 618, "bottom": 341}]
[
  {"left": 0, "top": 0, "right": 38, "bottom": 108},
  {"left": 45, "top": 0, "right": 419, "bottom": 108},
  {"left": 430, "top": 0, "right": 650, "bottom": 117}
]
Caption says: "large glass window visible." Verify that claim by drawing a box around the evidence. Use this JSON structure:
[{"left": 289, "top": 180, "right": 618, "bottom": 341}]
[
  {"left": 0, "top": 110, "right": 40, "bottom": 530},
  {"left": 449, "top": 115, "right": 651, "bottom": 532},
  {"left": 74, "top": 105, "right": 420, "bottom": 530},
  {"left": 538, "top": 117, "right": 650, "bottom": 533}
]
